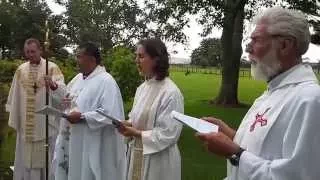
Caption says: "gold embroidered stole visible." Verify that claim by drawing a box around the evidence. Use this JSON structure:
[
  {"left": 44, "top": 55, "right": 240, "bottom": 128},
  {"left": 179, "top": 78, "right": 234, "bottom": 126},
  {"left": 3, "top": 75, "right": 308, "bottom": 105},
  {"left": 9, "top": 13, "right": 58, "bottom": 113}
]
[
  {"left": 21, "top": 63, "right": 47, "bottom": 168},
  {"left": 24, "top": 64, "right": 40, "bottom": 142},
  {"left": 132, "top": 80, "right": 165, "bottom": 180},
  {"left": 20, "top": 59, "right": 62, "bottom": 168}
]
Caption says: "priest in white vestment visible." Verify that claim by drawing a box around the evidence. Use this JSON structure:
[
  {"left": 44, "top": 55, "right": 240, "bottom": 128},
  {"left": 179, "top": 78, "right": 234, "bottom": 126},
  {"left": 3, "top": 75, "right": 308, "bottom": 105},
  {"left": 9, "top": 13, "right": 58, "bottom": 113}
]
[
  {"left": 49, "top": 42, "right": 126, "bottom": 180},
  {"left": 118, "top": 39, "right": 184, "bottom": 180},
  {"left": 6, "top": 38, "right": 65, "bottom": 180},
  {"left": 197, "top": 7, "right": 320, "bottom": 180}
]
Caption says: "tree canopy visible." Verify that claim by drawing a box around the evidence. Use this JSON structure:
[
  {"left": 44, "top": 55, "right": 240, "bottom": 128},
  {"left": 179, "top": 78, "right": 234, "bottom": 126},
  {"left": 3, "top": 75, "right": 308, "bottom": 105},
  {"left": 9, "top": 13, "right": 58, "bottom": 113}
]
[
  {"left": 191, "top": 38, "right": 222, "bottom": 67},
  {"left": 144, "top": 0, "right": 319, "bottom": 105}
]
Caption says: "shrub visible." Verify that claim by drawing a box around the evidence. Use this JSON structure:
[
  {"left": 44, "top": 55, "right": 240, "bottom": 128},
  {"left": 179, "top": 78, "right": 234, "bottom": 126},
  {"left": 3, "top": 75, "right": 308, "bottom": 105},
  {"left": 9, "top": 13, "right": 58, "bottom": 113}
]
[
  {"left": 106, "top": 46, "right": 142, "bottom": 102},
  {"left": 0, "top": 60, "right": 23, "bottom": 83}
]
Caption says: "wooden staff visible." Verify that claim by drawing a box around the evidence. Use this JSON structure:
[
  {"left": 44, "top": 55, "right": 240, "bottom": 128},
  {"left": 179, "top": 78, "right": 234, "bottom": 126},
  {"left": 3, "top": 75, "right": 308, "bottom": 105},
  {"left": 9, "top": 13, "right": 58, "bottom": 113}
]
[{"left": 44, "top": 18, "right": 50, "bottom": 180}]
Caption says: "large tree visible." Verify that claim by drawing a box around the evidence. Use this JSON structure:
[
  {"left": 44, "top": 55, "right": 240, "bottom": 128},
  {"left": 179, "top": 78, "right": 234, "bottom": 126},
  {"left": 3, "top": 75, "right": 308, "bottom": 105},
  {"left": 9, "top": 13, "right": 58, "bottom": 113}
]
[
  {"left": 56, "top": 0, "right": 151, "bottom": 52},
  {"left": 191, "top": 38, "right": 222, "bottom": 67},
  {"left": 0, "top": 0, "right": 68, "bottom": 59},
  {"left": 48, "top": 15, "right": 69, "bottom": 59},
  {"left": 0, "top": 0, "right": 23, "bottom": 58},
  {"left": 145, "top": 0, "right": 319, "bottom": 106}
]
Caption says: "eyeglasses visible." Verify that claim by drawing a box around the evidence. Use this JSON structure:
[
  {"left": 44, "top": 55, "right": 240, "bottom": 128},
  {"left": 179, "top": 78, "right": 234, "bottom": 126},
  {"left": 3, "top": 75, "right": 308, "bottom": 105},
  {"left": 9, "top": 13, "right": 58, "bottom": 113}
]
[
  {"left": 245, "top": 34, "right": 296, "bottom": 44},
  {"left": 244, "top": 34, "right": 296, "bottom": 51}
]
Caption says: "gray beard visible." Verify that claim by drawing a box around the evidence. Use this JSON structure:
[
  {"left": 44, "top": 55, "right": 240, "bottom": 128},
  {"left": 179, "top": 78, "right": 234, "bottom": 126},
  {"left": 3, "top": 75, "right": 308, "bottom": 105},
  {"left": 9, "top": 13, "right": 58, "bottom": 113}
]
[{"left": 250, "top": 48, "right": 282, "bottom": 81}]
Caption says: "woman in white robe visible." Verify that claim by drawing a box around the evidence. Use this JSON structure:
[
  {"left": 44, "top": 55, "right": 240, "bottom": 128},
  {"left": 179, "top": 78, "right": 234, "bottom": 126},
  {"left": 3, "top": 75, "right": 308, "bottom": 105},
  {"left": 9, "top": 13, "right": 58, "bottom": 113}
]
[{"left": 118, "top": 38, "right": 184, "bottom": 180}]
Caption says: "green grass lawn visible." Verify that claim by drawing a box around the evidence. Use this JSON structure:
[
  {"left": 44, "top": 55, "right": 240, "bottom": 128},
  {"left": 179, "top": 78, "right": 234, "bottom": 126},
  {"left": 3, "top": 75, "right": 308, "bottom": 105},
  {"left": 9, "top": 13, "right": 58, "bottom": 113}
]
[{"left": 170, "top": 72, "right": 266, "bottom": 180}]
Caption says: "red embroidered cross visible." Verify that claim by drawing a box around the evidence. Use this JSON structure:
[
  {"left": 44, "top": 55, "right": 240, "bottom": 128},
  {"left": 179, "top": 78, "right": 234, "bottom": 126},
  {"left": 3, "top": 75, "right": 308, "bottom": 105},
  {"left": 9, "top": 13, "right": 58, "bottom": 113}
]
[{"left": 250, "top": 108, "right": 270, "bottom": 132}]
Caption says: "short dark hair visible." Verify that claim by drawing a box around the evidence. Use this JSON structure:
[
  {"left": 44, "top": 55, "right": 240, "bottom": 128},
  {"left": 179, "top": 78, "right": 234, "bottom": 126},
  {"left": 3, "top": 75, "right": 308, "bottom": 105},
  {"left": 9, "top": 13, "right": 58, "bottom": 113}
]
[
  {"left": 137, "top": 38, "right": 169, "bottom": 81},
  {"left": 78, "top": 42, "right": 101, "bottom": 65},
  {"left": 24, "top": 38, "right": 41, "bottom": 49}
]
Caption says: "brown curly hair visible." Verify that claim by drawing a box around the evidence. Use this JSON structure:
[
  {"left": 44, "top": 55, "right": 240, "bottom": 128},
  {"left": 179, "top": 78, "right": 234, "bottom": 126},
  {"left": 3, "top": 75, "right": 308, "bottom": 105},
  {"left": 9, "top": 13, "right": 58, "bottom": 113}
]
[{"left": 137, "top": 38, "right": 169, "bottom": 81}]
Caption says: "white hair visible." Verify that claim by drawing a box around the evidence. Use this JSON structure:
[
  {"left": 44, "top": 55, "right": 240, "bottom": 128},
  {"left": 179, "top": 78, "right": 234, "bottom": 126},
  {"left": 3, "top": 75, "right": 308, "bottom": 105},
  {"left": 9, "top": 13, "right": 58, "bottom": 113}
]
[{"left": 253, "top": 7, "right": 310, "bottom": 57}]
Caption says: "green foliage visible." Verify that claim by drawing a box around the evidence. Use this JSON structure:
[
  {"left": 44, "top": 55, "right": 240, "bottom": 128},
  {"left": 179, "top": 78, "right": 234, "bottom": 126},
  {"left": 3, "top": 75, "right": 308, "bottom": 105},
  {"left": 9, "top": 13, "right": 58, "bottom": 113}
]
[
  {"left": 59, "top": 0, "right": 148, "bottom": 52},
  {"left": 191, "top": 38, "right": 222, "bottom": 67},
  {"left": 54, "top": 46, "right": 142, "bottom": 103},
  {"left": 0, "top": 0, "right": 68, "bottom": 59},
  {"left": 0, "top": 49, "right": 142, "bottom": 103},
  {"left": 53, "top": 58, "right": 78, "bottom": 83},
  {"left": 0, "top": 60, "right": 23, "bottom": 83},
  {"left": 107, "top": 46, "right": 142, "bottom": 102},
  {"left": 0, "top": 58, "right": 77, "bottom": 85},
  {"left": 146, "top": 0, "right": 319, "bottom": 105},
  {"left": 146, "top": 0, "right": 319, "bottom": 38}
]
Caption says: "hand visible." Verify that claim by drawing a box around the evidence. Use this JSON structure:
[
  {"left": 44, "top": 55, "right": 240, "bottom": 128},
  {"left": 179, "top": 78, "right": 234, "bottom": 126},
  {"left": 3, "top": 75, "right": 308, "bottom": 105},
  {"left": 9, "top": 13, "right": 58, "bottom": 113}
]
[
  {"left": 67, "top": 111, "right": 82, "bottom": 124},
  {"left": 121, "top": 120, "right": 132, "bottom": 127},
  {"left": 44, "top": 75, "right": 58, "bottom": 91},
  {"left": 118, "top": 125, "right": 141, "bottom": 138},
  {"left": 201, "top": 117, "right": 236, "bottom": 139},
  {"left": 196, "top": 132, "right": 240, "bottom": 158}
]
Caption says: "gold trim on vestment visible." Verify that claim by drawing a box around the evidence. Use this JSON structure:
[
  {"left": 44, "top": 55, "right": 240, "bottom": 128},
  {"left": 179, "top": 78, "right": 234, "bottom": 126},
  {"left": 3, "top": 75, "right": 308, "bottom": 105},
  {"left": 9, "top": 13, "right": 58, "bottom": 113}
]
[
  {"left": 24, "top": 64, "right": 39, "bottom": 142},
  {"left": 132, "top": 138, "right": 144, "bottom": 180}
]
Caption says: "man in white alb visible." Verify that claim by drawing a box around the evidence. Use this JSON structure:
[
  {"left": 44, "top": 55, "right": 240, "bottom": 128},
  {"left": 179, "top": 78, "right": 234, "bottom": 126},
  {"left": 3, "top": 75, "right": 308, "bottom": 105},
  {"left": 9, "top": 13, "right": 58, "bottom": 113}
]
[
  {"left": 6, "top": 38, "right": 65, "bottom": 180},
  {"left": 47, "top": 42, "right": 126, "bottom": 180},
  {"left": 197, "top": 7, "right": 320, "bottom": 180}
]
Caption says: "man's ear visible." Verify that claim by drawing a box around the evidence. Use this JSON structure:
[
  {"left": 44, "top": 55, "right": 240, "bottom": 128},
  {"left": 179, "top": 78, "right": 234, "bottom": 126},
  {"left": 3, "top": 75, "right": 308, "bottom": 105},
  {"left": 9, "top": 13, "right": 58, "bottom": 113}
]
[{"left": 279, "top": 38, "right": 295, "bottom": 56}]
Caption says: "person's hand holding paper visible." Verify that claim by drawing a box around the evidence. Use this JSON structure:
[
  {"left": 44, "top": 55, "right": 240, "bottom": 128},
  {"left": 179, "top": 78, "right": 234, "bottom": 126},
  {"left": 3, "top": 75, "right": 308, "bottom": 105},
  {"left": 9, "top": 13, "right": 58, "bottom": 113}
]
[
  {"left": 35, "top": 105, "right": 85, "bottom": 124},
  {"left": 170, "top": 111, "right": 241, "bottom": 158},
  {"left": 196, "top": 116, "right": 240, "bottom": 158},
  {"left": 196, "top": 131, "right": 241, "bottom": 157},
  {"left": 171, "top": 111, "right": 218, "bottom": 133},
  {"left": 201, "top": 117, "right": 236, "bottom": 140}
]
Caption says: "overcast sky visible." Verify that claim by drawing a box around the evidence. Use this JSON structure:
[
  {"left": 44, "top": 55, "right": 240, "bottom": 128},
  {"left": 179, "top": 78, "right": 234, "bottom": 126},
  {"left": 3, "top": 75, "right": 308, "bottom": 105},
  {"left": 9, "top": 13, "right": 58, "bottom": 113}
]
[
  {"left": 46, "top": 0, "right": 222, "bottom": 59},
  {"left": 46, "top": 0, "right": 319, "bottom": 62}
]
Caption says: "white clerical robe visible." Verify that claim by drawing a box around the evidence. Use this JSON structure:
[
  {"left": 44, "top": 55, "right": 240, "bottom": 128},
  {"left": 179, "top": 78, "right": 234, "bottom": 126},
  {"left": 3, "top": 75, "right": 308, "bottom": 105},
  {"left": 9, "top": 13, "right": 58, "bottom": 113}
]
[
  {"left": 5, "top": 58, "right": 65, "bottom": 180},
  {"left": 226, "top": 64, "right": 320, "bottom": 180},
  {"left": 127, "top": 77, "right": 184, "bottom": 180},
  {"left": 53, "top": 65, "right": 126, "bottom": 180}
]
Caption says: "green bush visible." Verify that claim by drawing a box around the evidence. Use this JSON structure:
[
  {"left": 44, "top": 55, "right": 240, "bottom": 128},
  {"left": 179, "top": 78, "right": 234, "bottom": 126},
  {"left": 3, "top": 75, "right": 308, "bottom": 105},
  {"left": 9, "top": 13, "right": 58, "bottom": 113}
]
[
  {"left": 0, "top": 60, "right": 23, "bottom": 83},
  {"left": 106, "top": 46, "right": 142, "bottom": 102},
  {"left": 53, "top": 58, "right": 78, "bottom": 83}
]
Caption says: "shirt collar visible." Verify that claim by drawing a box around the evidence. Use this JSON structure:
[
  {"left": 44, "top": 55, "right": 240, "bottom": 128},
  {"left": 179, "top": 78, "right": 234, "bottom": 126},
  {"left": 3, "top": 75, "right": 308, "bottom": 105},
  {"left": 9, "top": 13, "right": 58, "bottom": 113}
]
[
  {"left": 268, "top": 63, "right": 318, "bottom": 91},
  {"left": 82, "top": 65, "right": 106, "bottom": 80}
]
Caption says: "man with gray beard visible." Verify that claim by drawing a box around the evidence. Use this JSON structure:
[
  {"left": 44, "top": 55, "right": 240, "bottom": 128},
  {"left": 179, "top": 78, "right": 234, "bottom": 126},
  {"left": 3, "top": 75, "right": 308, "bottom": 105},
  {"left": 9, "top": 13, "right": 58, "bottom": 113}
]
[{"left": 197, "top": 7, "right": 320, "bottom": 180}]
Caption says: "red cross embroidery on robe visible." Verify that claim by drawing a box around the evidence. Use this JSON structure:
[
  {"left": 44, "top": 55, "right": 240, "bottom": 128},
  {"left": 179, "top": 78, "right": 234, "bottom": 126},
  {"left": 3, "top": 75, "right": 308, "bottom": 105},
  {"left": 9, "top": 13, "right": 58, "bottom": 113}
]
[{"left": 250, "top": 107, "right": 271, "bottom": 132}]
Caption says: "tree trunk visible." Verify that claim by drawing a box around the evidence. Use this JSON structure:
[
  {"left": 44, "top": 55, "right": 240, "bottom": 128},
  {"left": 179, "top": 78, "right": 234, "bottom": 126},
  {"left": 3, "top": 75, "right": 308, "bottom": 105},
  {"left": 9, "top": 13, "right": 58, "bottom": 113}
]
[
  {"left": 1, "top": 45, "right": 5, "bottom": 59},
  {"left": 214, "top": 1, "right": 245, "bottom": 106}
]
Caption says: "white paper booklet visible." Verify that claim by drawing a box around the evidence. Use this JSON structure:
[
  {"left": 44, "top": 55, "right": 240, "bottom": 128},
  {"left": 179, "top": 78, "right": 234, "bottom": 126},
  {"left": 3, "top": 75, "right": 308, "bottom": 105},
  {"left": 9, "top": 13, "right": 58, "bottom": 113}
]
[
  {"left": 35, "top": 105, "right": 67, "bottom": 118},
  {"left": 171, "top": 111, "right": 218, "bottom": 133},
  {"left": 96, "top": 108, "right": 122, "bottom": 127}
]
